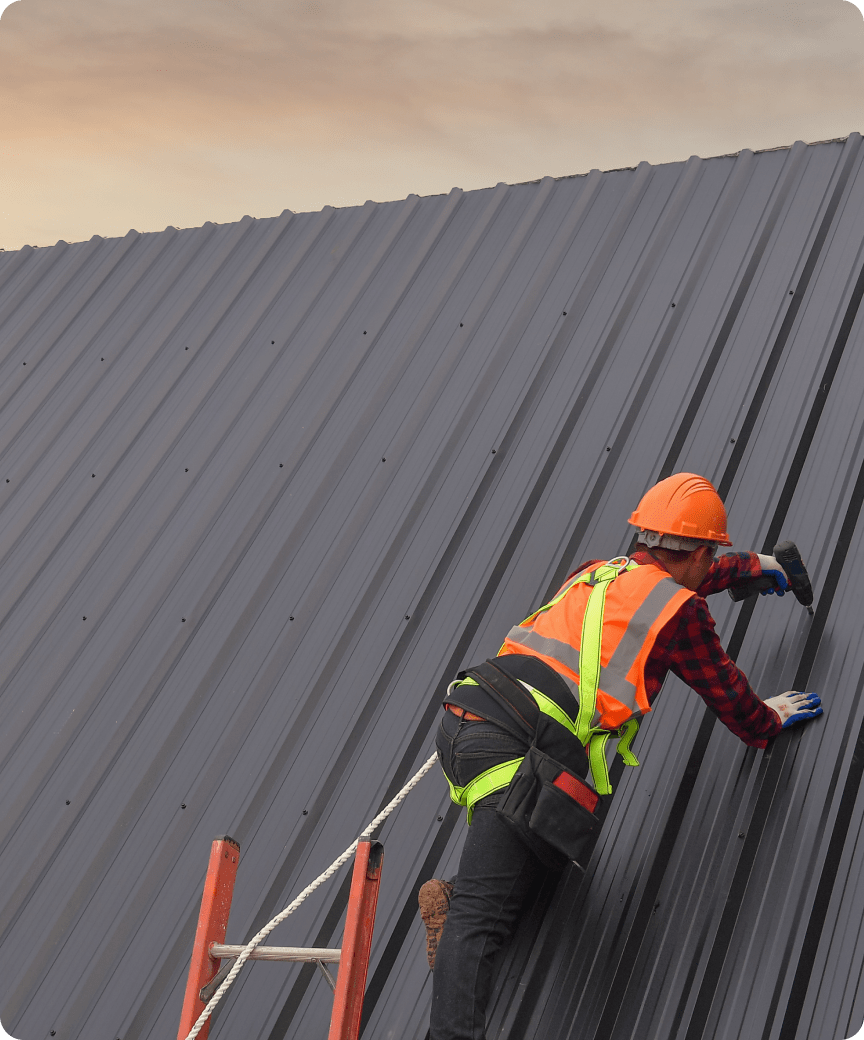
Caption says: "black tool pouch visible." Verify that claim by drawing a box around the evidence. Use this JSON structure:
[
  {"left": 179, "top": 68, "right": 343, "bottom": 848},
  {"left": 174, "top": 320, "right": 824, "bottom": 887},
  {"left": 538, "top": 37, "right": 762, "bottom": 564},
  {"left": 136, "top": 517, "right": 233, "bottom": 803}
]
[{"left": 497, "top": 746, "right": 601, "bottom": 866}]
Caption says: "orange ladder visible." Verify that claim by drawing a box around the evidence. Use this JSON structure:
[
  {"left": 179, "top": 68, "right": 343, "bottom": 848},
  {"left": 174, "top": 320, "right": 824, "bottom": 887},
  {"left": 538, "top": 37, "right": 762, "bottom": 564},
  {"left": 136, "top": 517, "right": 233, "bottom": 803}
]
[{"left": 176, "top": 835, "right": 384, "bottom": 1040}]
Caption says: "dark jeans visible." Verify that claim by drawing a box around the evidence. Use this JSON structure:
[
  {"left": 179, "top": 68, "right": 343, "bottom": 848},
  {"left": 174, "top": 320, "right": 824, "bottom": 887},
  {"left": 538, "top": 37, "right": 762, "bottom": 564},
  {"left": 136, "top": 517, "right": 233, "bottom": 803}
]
[{"left": 430, "top": 709, "right": 565, "bottom": 1040}]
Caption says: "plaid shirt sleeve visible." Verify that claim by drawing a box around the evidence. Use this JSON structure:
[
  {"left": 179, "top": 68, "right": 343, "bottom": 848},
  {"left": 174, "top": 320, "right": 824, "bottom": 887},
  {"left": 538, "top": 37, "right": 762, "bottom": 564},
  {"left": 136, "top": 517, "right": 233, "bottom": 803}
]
[
  {"left": 662, "top": 552, "right": 782, "bottom": 747},
  {"left": 697, "top": 551, "right": 764, "bottom": 596}
]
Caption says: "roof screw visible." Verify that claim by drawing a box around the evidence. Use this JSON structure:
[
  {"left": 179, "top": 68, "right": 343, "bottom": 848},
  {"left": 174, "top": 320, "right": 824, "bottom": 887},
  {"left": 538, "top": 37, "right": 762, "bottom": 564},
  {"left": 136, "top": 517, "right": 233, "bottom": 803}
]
[
  {"left": 671, "top": 303, "right": 676, "bottom": 308},
  {"left": 382, "top": 457, "right": 386, "bottom": 462},
  {"left": 405, "top": 615, "right": 410, "bottom": 620},
  {"left": 460, "top": 323, "right": 464, "bottom": 327},
  {"left": 181, "top": 618, "right": 186, "bottom": 623},
  {"left": 92, "top": 474, "right": 95, "bottom": 478},
  {"left": 66, "top": 800, "right": 70, "bottom": 805},
  {"left": 491, "top": 449, "right": 496, "bottom": 454},
  {"left": 730, "top": 438, "right": 736, "bottom": 443},
  {"left": 181, "top": 804, "right": 187, "bottom": 809},
  {"left": 302, "top": 809, "right": 308, "bottom": 815},
  {"left": 279, "top": 463, "right": 283, "bottom": 467},
  {"left": 738, "top": 831, "right": 745, "bottom": 838},
  {"left": 289, "top": 616, "right": 294, "bottom": 621},
  {"left": 363, "top": 331, "right": 367, "bottom": 335},
  {"left": 437, "top": 815, "right": 443, "bottom": 821},
  {"left": 83, "top": 616, "right": 87, "bottom": 621},
  {"left": 563, "top": 311, "right": 567, "bottom": 316},
  {"left": 789, "top": 290, "right": 794, "bottom": 296},
  {"left": 185, "top": 468, "right": 189, "bottom": 472},
  {"left": 271, "top": 340, "right": 275, "bottom": 344},
  {"left": 606, "top": 447, "right": 611, "bottom": 452}
]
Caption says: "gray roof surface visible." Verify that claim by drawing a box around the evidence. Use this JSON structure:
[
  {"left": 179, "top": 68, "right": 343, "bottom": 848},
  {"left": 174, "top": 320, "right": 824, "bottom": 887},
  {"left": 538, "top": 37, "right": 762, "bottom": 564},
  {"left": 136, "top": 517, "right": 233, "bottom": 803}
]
[{"left": 1, "top": 134, "right": 864, "bottom": 1040}]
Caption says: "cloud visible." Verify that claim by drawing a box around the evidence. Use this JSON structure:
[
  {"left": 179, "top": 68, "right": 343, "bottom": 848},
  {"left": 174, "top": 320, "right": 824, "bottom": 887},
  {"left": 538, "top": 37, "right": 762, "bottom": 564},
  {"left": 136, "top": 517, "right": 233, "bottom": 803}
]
[
  {"left": 0, "top": 0, "right": 863, "bottom": 248},
  {"left": 1, "top": 2, "right": 857, "bottom": 140}
]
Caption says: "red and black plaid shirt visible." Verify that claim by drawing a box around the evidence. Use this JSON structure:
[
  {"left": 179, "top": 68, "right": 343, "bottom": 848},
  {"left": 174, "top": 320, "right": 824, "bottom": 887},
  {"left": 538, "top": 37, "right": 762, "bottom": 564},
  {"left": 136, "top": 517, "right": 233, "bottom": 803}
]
[{"left": 571, "top": 551, "right": 782, "bottom": 748}]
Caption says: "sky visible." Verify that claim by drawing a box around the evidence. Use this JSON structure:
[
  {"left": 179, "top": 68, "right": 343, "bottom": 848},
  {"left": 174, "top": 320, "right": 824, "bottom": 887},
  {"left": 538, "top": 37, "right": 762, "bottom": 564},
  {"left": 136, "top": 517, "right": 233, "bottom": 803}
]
[{"left": 0, "top": 0, "right": 862, "bottom": 250}]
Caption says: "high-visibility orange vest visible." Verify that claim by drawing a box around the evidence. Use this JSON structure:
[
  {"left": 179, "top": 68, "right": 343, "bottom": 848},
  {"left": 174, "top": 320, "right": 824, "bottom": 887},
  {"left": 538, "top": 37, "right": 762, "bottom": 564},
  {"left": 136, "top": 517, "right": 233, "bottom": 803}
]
[{"left": 500, "top": 558, "right": 695, "bottom": 733}]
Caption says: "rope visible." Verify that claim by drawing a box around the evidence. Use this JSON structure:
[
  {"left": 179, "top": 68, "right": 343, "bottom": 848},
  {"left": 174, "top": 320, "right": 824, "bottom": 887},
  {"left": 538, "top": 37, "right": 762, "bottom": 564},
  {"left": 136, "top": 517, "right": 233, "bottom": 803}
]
[{"left": 182, "top": 752, "right": 440, "bottom": 1040}]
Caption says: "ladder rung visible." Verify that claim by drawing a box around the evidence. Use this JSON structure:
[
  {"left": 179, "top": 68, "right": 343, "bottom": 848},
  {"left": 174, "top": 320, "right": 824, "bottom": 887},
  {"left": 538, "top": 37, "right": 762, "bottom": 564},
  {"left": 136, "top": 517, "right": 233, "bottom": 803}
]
[{"left": 209, "top": 943, "right": 341, "bottom": 963}]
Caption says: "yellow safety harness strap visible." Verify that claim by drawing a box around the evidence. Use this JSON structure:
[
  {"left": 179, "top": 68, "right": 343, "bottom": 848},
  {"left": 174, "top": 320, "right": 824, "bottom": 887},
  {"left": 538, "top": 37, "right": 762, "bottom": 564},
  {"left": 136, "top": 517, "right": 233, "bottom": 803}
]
[
  {"left": 587, "top": 731, "right": 613, "bottom": 795},
  {"left": 446, "top": 758, "right": 523, "bottom": 824},
  {"left": 616, "top": 718, "right": 641, "bottom": 766},
  {"left": 572, "top": 557, "right": 641, "bottom": 794},
  {"left": 575, "top": 568, "right": 614, "bottom": 743},
  {"left": 575, "top": 558, "right": 637, "bottom": 737},
  {"left": 583, "top": 721, "right": 641, "bottom": 795},
  {"left": 528, "top": 686, "right": 579, "bottom": 738}
]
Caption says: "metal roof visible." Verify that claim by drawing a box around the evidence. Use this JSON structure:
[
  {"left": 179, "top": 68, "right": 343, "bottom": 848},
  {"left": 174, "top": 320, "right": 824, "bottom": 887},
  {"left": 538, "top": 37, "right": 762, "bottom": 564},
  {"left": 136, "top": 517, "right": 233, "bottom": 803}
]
[{"left": 1, "top": 133, "right": 864, "bottom": 1040}]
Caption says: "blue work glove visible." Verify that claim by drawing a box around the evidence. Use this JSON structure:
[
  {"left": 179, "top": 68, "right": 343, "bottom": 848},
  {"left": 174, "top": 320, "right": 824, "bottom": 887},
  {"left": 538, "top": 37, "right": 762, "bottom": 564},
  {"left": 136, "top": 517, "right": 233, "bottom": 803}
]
[
  {"left": 765, "top": 691, "right": 823, "bottom": 728},
  {"left": 757, "top": 553, "right": 790, "bottom": 596}
]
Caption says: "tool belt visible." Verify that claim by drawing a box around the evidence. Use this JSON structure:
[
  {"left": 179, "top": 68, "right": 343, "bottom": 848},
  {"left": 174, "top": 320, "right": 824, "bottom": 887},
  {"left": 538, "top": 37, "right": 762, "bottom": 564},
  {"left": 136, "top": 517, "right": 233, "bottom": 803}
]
[
  {"left": 452, "top": 659, "right": 602, "bottom": 866},
  {"left": 497, "top": 746, "right": 601, "bottom": 865}
]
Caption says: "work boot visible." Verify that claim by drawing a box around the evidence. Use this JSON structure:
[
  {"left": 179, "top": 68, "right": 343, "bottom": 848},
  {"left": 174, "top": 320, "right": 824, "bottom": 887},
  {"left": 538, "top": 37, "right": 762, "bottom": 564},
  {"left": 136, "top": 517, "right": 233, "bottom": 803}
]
[{"left": 418, "top": 878, "right": 454, "bottom": 971}]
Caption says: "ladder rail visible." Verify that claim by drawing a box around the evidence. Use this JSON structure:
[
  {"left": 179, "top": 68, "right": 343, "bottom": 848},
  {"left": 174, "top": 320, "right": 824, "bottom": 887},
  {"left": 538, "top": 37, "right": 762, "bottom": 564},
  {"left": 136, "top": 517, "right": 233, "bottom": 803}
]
[
  {"left": 176, "top": 837, "right": 240, "bottom": 1040},
  {"left": 328, "top": 840, "right": 384, "bottom": 1040}
]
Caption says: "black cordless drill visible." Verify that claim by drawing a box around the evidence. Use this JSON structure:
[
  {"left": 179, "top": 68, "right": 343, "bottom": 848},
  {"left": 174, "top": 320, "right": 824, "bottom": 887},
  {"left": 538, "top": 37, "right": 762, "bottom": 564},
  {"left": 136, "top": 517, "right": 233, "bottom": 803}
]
[{"left": 728, "top": 541, "right": 815, "bottom": 616}]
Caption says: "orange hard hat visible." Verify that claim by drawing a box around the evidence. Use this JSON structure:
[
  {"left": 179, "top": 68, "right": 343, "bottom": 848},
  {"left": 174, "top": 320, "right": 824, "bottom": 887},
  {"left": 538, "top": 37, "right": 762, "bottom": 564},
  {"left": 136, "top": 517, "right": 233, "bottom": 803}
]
[{"left": 628, "top": 473, "right": 732, "bottom": 546}]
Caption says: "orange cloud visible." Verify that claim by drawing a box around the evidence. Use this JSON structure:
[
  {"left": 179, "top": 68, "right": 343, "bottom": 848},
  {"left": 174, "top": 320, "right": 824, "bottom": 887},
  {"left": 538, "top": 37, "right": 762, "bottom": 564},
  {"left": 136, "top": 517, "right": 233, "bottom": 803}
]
[{"left": 0, "top": 0, "right": 862, "bottom": 249}]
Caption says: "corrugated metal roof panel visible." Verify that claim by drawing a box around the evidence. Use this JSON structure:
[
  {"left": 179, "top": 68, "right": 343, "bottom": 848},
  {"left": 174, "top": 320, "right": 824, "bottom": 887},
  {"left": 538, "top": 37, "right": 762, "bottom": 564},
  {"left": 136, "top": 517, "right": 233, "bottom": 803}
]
[{"left": 1, "top": 135, "right": 864, "bottom": 1040}]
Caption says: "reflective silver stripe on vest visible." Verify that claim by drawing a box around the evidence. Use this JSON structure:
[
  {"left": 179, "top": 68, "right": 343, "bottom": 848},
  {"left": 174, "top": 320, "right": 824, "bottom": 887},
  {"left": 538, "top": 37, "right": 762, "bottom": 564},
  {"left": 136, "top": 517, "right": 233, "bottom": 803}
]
[
  {"left": 502, "top": 627, "right": 586, "bottom": 706},
  {"left": 505, "top": 627, "right": 580, "bottom": 675},
  {"left": 603, "top": 577, "right": 686, "bottom": 705},
  {"left": 505, "top": 573, "right": 686, "bottom": 724}
]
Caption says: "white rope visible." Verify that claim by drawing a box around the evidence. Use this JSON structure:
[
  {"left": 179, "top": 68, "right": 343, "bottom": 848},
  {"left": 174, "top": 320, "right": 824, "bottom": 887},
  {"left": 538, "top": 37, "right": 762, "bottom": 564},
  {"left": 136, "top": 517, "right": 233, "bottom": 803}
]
[{"left": 182, "top": 752, "right": 440, "bottom": 1040}]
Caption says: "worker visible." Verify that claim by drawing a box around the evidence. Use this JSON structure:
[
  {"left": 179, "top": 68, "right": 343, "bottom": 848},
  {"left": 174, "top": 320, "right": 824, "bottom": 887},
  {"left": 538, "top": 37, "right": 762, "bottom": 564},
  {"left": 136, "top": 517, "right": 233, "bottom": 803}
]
[{"left": 418, "top": 473, "right": 823, "bottom": 1040}]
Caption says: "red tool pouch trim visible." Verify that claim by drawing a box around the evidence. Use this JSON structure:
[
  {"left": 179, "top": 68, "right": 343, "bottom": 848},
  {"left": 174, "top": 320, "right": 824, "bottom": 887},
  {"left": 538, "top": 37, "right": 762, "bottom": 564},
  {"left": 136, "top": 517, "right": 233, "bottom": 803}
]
[{"left": 552, "top": 771, "right": 599, "bottom": 813}]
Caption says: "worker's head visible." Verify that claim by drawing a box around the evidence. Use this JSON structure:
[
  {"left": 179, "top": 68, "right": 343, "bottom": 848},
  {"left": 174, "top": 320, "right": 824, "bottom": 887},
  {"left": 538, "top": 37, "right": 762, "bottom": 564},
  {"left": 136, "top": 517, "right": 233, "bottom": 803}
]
[{"left": 628, "top": 473, "right": 730, "bottom": 589}]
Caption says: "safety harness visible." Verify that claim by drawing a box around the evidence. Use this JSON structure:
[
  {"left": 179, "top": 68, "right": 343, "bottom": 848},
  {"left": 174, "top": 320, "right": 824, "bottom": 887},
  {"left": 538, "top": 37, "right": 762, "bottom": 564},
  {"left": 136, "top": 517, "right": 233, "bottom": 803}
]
[{"left": 445, "top": 556, "right": 643, "bottom": 821}]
